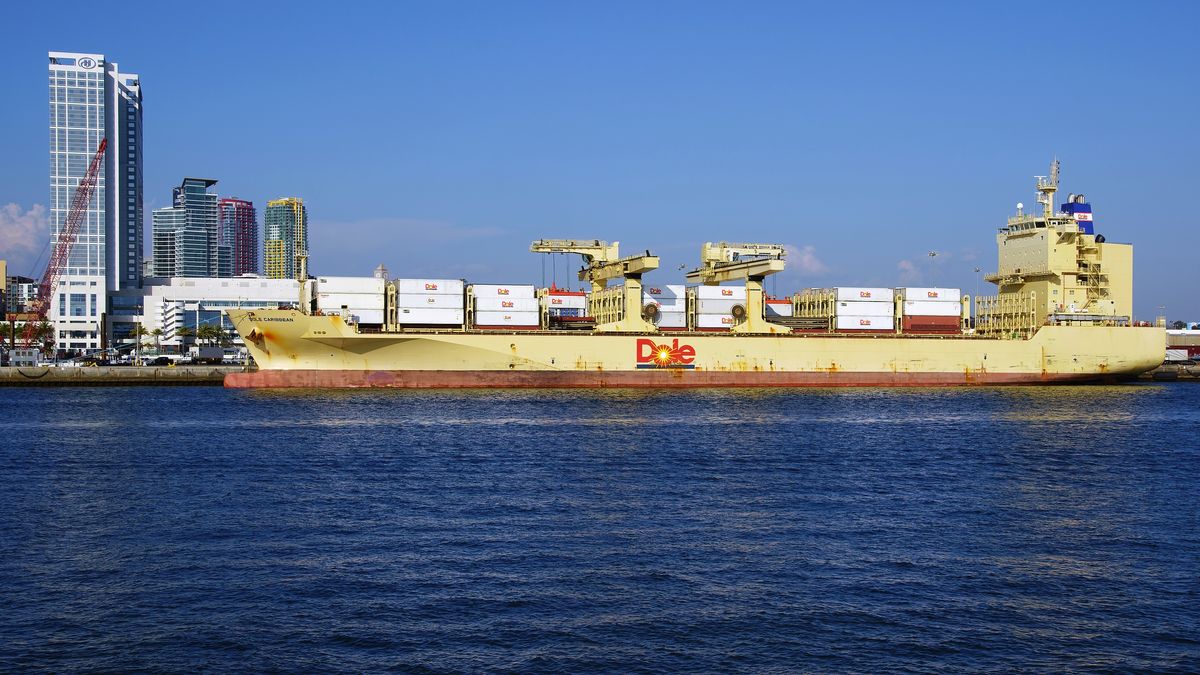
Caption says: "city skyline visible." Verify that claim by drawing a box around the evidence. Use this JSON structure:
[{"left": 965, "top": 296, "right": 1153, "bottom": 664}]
[{"left": 1, "top": 3, "right": 1197, "bottom": 319}]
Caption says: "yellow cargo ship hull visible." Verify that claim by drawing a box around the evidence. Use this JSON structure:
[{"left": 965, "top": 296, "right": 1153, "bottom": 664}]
[{"left": 224, "top": 309, "right": 1164, "bottom": 388}]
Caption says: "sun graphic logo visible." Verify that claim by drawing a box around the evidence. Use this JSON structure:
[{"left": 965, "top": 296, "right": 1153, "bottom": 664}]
[{"left": 635, "top": 338, "right": 697, "bottom": 369}]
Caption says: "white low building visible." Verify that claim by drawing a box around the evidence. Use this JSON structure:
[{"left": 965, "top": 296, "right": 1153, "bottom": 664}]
[{"left": 110, "top": 275, "right": 299, "bottom": 350}]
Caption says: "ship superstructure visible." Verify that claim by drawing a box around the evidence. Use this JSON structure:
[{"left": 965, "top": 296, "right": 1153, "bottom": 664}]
[{"left": 225, "top": 165, "right": 1163, "bottom": 388}]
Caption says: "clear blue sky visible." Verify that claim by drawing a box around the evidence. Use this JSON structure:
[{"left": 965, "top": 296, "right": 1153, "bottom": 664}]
[{"left": 2, "top": 1, "right": 1197, "bottom": 319}]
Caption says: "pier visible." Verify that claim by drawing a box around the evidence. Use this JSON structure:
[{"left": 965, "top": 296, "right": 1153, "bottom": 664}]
[{"left": 0, "top": 365, "right": 244, "bottom": 386}]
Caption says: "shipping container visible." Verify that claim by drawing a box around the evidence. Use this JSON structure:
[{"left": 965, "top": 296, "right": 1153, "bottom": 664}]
[
  {"left": 394, "top": 278, "right": 464, "bottom": 295},
  {"left": 901, "top": 315, "right": 961, "bottom": 333},
  {"left": 316, "top": 276, "right": 386, "bottom": 295},
  {"left": 834, "top": 287, "right": 891, "bottom": 303},
  {"left": 1166, "top": 349, "right": 1190, "bottom": 362},
  {"left": 836, "top": 301, "right": 894, "bottom": 317},
  {"left": 902, "top": 300, "right": 962, "bottom": 317},
  {"left": 396, "top": 307, "right": 464, "bottom": 325},
  {"left": 549, "top": 308, "right": 584, "bottom": 318},
  {"left": 694, "top": 285, "right": 746, "bottom": 300},
  {"left": 835, "top": 315, "right": 893, "bottom": 330},
  {"left": 644, "top": 284, "right": 686, "bottom": 306},
  {"left": 696, "top": 314, "right": 737, "bottom": 329},
  {"left": 475, "top": 297, "right": 540, "bottom": 312},
  {"left": 471, "top": 284, "right": 536, "bottom": 298},
  {"left": 473, "top": 310, "right": 540, "bottom": 327},
  {"left": 395, "top": 294, "right": 464, "bottom": 309},
  {"left": 643, "top": 296, "right": 686, "bottom": 311},
  {"left": 656, "top": 312, "right": 687, "bottom": 329},
  {"left": 696, "top": 299, "right": 749, "bottom": 315},
  {"left": 349, "top": 309, "right": 385, "bottom": 325},
  {"left": 546, "top": 294, "right": 587, "bottom": 310},
  {"left": 898, "top": 287, "right": 961, "bottom": 302},
  {"left": 765, "top": 300, "right": 793, "bottom": 317},
  {"left": 317, "top": 292, "right": 385, "bottom": 311}
]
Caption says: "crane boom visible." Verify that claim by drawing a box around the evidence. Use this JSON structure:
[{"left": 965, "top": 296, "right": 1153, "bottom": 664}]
[
  {"left": 685, "top": 241, "right": 790, "bottom": 334},
  {"left": 23, "top": 138, "right": 107, "bottom": 349},
  {"left": 530, "top": 238, "right": 660, "bottom": 331}
]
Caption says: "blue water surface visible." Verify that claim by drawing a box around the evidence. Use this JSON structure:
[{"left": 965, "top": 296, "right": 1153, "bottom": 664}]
[{"left": 1, "top": 384, "right": 1198, "bottom": 672}]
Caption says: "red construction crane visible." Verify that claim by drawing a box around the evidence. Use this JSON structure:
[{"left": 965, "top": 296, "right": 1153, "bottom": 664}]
[{"left": 22, "top": 138, "right": 108, "bottom": 350}]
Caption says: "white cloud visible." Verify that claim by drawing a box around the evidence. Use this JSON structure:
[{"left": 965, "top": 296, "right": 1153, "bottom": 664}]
[
  {"left": 0, "top": 204, "right": 49, "bottom": 274},
  {"left": 784, "top": 244, "right": 828, "bottom": 275},
  {"left": 897, "top": 259, "right": 921, "bottom": 283}
]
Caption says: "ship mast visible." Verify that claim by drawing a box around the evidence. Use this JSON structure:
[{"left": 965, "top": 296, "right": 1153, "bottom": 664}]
[{"left": 1035, "top": 158, "right": 1060, "bottom": 219}]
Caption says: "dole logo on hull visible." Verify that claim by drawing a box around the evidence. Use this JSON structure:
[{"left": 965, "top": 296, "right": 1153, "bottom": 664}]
[{"left": 636, "top": 338, "right": 696, "bottom": 369}]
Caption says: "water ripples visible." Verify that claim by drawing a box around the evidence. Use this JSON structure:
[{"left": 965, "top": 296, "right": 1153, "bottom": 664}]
[{"left": 1, "top": 384, "right": 1198, "bottom": 671}]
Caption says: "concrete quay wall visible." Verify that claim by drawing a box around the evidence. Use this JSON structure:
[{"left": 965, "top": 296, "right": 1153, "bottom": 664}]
[{"left": 0, "top": 366, "right": 245, "bottom": 386}]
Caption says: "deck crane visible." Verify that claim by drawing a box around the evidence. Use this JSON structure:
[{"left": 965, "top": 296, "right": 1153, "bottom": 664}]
[
  {"left": 530, "top": 239, "right": 660, "bottom": 332},
  {"left": 21, "top": 138, "right": 108, "bottom": 351},
  {"left": 686, "top": 242, "right": 791, "bottom": 334}
]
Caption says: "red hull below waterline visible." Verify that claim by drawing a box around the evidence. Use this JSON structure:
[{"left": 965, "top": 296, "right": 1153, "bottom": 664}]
[{"left": 224, "top": 369, "right": 1118, "bottom": 389}]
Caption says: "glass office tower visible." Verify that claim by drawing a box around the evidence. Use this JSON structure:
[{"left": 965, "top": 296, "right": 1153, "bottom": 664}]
[{"left": 48, "top": 51, "right": 142, "bottom": 353}]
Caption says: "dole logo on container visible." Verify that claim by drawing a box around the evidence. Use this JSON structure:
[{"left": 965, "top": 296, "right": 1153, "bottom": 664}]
[
  {"left": 425, "top": 282, "right": 438, "bottom": 291},
  {"left": 859, "top": 290, "right": 873, "bottom": 298},
  {"left": 859, "top": 318, "right": 872, "bottom": 326},
  {"left": 497, "top": 288, "right": 510, "bottom": 295},
  {"left": 648, "top": 287, "right": 663, "bottom": 295},
  {"left": 502, "top": 301, "right": 514, "bottom": 308},
  {"left": 636, "top": 338, "right": 696, "bottom": 369},
  {"left": 926, "top": 290, "right": 939, "bottom": 299},
  {"left": 551, "top": 298, "right": 563, "bottom": 305},
  {"left": 721, "top": 289, "right": 733, "bottom": 297}
]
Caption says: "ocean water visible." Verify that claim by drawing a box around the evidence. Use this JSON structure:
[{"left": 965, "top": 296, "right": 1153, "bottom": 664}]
[{"left": 1, "top": 384, "right": 1198, "bottom": 672}]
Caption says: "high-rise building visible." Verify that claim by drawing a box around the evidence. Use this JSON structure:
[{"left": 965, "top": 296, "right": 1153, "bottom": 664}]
[
  {"left": 151, "top": 178, "right": 232, "bottom": 278},
  {"left": 264, "top": 197, "right": 309, "bottom": 280},
  {"left": 48, "top": 51, "right": 143, "bottom": 353},
  {"left": 219, "top": 198, "right": 258, "bottom": 276}
]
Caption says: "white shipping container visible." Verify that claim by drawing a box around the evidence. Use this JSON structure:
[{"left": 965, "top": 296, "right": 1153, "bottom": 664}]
[
  {"left": 697, "top": 299, "right": 747, "bottom": 314},
  {"left": 317, "top": 292, "right": 386, "bottom": 311},
  {"left": 836, "top": 315, "right": 893, "bottom": 330},
  {"left": 317, "top": 276, "right": 385, "bottom": 295},
  {"left": 694, "top": 285, "right": 746, "bottom": 300},
  {"left": 645, "top": 284, "right": 686, "bottom": 303},
  {"left": 475, "top": 297, "right": 540, "bottom": 312},
  {"left": 643, "top": 296, "right": 686, "bottom": 311},
  {"left": 900, "top": 287, "right": 961, "bottom": 302},
  {"left": 765, "top": 302, "right": 793, "bottom": 317},
  {"left": 395, "top": 278, "right": 465, "bottom": 296},
  {"left": 835, "top": 287, "right": 892, "bottom": 303},
  {"left": 395, "top": 293, "right": 464, "bottom": 309},
  {"left": 349, "top": 309, "right": 385, "bottom": 324},
  {"left": 546, "top": 294, "right": 587, "bottom": 310},
  {"left": 836, "top": 301, "right": 894, "bottom": 317},
  {"left": 902, "top": 300, "right": 962, "bottom": 317},
  {"left": 474, "top": 310, "right": 540, "bottom": 326},
  {"left": 1166, "top": 349, "right": 1190, "bottom": 362},
  {"left": 696, "top": 314, "right": 737, "bottom": 329},
  {"left": 397, "top": 307, "right": 464, "bottom": 325},
  {"left": 656, "top": 311, "right": 687, "bottom": 329},
  {"left": 471, "top": 284, "right": 536, "bottom": 299}
]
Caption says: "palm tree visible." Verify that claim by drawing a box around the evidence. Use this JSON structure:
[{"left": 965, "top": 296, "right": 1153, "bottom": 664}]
[
  {"left": 151, "top": 328, "right": 164, "bottom": 354},
  {"left": 130, "top": 323, "right": 150, "bottom": 364},
  {"left": 0, "top": 321, "right": 11, "bottom": 350},
  {"left": 196, "top": 324, "right": 221, "bottom": 346},
  {"left": 175, "top": 326, "right": 194, "bottom": 354}
]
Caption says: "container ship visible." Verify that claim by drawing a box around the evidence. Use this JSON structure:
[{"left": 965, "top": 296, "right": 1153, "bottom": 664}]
[{"left": 225, "top": 164, "right": 1164, "bottom": 388}]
